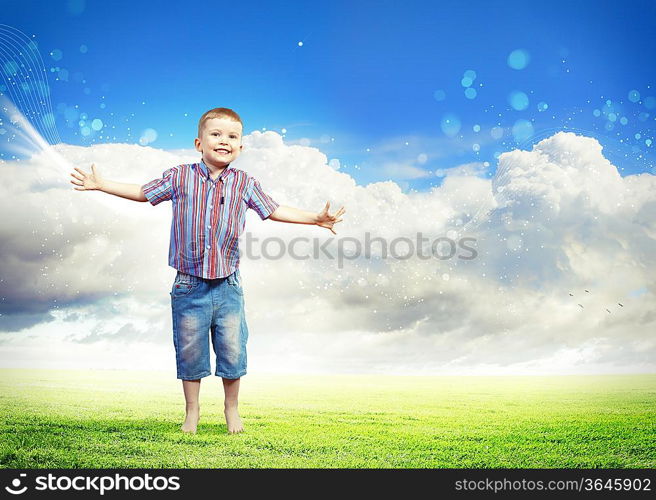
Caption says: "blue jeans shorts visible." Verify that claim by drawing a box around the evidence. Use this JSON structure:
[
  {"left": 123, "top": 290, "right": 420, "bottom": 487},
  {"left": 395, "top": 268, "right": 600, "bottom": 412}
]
[{"left": 170, "top": 269, "right": 249, "bottom": 380}]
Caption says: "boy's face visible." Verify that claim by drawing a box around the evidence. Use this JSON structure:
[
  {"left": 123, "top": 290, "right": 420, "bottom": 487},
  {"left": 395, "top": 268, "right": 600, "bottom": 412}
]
[{"left": 194, "top": 117, "right": 243, "bottom": 167}]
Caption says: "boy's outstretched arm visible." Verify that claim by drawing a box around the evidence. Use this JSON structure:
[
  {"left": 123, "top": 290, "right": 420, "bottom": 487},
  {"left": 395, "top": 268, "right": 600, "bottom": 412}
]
[
  {"left": 268, "top": 201, "right": 345, "bottom": 235},
  {"left": 70, "top": 164, "right": 147, "bottom": 202}
]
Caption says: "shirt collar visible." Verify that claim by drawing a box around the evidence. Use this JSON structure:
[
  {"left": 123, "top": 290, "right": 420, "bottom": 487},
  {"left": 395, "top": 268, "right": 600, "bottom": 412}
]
[{"left": 198, "top": 160, "right": 233, "bottom": 181}]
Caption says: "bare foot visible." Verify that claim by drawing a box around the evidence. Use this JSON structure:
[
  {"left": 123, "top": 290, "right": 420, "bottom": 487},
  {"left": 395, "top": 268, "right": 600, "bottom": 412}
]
[
  {"left": 224, "top": 406, "right": 243, "bottom": 434},
  {"left": 181, "top": 405, "right": 200, "bottom": 433}
]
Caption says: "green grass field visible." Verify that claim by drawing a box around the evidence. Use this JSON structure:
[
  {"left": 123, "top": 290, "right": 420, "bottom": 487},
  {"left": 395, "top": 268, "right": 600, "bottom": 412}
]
[{"left": 0, "top": 369, "right": 654, "bottom": 468}]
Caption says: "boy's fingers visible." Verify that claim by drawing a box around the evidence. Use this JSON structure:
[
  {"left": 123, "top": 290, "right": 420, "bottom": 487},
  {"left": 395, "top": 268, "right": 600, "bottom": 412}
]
[
  {"left": 335, "top": 207, "right": 346, "bottom": 217},
  {"left": 73, "top": 167, "right": 86, "bottom": 175}
]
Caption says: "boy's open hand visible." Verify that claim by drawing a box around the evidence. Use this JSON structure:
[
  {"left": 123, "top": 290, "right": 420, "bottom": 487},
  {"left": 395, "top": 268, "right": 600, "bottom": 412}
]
[
  {"left": 316, "top": 201, "right": 346, "bottom": 235},
  {"left": 70, "top": 164, "right": 103, "bottom": 191}
]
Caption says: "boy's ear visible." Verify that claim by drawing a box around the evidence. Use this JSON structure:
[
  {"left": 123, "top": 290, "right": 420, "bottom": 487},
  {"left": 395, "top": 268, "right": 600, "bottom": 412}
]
[{"left": 194, "top": 138, "right": 202, "bottom": 152}]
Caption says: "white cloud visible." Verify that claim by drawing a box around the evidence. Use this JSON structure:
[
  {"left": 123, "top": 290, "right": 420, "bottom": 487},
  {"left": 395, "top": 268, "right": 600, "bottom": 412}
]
[
  {"left": 1, "top": 131, "right": 654, "bottom": 375},
  {"left": 382, "top": 161, "right": 432, "bottom": 179},
  {"left": 436, "top": 161, "right": 490, "bottom": 178}
]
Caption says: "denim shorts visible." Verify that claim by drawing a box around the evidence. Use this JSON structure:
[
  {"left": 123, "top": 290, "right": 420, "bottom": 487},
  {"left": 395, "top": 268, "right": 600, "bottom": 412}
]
[{"left": 170, "top": 269, "right": 249, "bottom": 380}]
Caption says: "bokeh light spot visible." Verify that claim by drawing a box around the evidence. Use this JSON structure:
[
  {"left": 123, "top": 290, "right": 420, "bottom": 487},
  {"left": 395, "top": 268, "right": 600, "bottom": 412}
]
[
  {"left": 433, "top": 89, "right": 446, "bottom": 101},
  {"left": 50, "top": 49, "right": 63, "bottom": 61},
  {"left": 64, "top": 107, "right": 78, "bottom": 122},
  {"left": 508, "top": 90, "right": 529, "bottom": 111},
  {"left": 490, "top": 126, "right": 504, "bottom": 140},
  {"left": 628, "top": 90, "right": 641, "bottom": 103},
  {"left": 139, "top": 128, "right": 158, "bottom": 145},
  {"left": 464, "top": 88, "right": 477, "bottom": 99},
  {"left": 507, "top": 49, "right": 530, "bottom": 70},
  {"left": 537, "top": 101, "right": 548, "bottom": 112},
  {"left": 440, "top": 113, "right": 461, "bottom": 137},
  {"left": 512, "top": 119, "right": 534, "bottom": 143},
  {"left": 91, "top": 118, "right": 103, "bottom": 131}
]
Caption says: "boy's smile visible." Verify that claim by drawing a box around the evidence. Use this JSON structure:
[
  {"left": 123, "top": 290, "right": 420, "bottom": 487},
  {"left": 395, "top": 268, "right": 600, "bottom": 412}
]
[{"left": 195, "top": 117, "right": 243, "bottom": 170}]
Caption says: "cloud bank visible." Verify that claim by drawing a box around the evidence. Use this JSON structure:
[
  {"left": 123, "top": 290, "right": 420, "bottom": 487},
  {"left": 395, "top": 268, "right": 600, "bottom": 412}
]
[{"left": 0, "top": 131, "right": 654, "bottom": 374}]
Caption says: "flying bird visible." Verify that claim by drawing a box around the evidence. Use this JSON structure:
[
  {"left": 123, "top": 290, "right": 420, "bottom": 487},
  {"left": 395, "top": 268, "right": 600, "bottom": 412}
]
[
  {"left": 578, "top": 304, "right": 584, "bottom": 308},
  {"left": 618, "top": 303, "right": 624, "bottom": 307},
  {"left": 568, "top": 293, "right": 574, "bottom": 296},
  {"left": 584, "top": 289, "right": 590, "bottom": 293},
  {"left": 606, "top": 309, "right": 611, "bottom": 313}
]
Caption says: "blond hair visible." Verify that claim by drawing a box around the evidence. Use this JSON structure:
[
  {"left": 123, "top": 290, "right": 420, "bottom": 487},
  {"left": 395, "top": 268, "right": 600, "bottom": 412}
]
[{"left": 197, "top": 107, "right": 243, "bottom": 137}]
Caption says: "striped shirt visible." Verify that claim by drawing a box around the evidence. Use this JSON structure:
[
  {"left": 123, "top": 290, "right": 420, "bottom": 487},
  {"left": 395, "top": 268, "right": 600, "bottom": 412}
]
[{"left": 142, "top": 161, "right": 279, "bottom": 279}]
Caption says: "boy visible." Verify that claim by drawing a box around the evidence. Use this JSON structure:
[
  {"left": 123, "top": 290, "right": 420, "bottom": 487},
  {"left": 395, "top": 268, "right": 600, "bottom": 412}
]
[{"left": 70, "top": 107, "right": 345, "bottom": 434}]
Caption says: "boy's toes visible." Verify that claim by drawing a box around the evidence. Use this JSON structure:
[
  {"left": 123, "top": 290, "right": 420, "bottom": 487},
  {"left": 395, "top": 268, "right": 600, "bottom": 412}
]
[{"left": 224, "top": 407, "right": 244, "bottom": 434}]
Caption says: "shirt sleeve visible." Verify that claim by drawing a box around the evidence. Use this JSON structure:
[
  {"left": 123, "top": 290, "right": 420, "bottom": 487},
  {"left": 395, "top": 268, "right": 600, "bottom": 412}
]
[
  {"left": 247, "top": 178, "right": 279, "bottom": 220},
  {"left": 142, "top": 167, "right": 175, "bottom": 206}
]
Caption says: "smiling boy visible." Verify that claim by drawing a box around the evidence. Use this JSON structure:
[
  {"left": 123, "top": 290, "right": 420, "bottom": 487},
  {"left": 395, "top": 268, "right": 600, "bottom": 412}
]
[{"left": 70, "top": 107, "right": 345, "bottom": 433}]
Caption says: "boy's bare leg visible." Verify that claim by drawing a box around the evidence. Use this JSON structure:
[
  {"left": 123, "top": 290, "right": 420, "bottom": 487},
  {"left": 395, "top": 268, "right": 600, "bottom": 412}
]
[
  {"left": 181, "top": 379, "right": 201, "bottom": 433},
  {"left": 222, "top": 377, "right": 243, "bottom": 434}
]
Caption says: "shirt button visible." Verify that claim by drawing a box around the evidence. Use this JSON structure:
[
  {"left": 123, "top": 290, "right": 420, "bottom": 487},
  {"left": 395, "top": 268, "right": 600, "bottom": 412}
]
[
  {"left": 206, "top": 245, "right": 210, "bottom": 249},
  {"left": 207, "top": 225, "right": 211, "bottom": 229},
  {"left": 209, "top": 205, "right": 213, "bottom": 208}
]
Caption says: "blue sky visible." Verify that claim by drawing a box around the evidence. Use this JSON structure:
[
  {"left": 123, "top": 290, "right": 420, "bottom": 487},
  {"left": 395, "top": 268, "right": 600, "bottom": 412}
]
[{"left": 2, "top": 0, "right": 655, "bottom": 189}]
